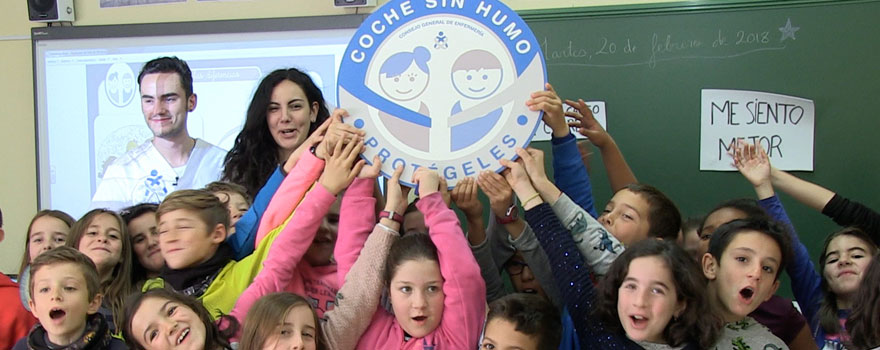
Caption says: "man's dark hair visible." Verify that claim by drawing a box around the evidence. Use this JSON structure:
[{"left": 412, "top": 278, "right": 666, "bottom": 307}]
[{"left": 138, "top": 56, "right": 194, "bottom": 97}]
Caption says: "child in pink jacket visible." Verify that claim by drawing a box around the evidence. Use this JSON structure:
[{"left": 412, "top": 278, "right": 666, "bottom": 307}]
[{"left": 355, "top": 168, "right": 486, "bottom": 350}]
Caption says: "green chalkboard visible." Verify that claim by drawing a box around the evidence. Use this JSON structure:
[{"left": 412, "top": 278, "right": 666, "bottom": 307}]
[{"left": 520, "top": 0, "right": 880, "bottom": 295}]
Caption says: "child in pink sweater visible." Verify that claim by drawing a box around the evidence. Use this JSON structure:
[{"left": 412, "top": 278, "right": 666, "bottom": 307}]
[{"left": 355, "top": 168, "right": 486, "bottom": 350}]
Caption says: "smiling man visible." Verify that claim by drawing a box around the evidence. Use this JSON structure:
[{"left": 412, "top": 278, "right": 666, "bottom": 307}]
[{"left": 91, "top": 57, "right": 227, "bottom": 210}]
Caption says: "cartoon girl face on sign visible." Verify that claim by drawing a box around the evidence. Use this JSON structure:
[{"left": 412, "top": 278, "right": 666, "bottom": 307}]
[
  {"left": 451, "top": 49, "right": 503, "bottom": 100},
  {"left": 379, "top": 46, "right": 431, "bottom": 102}
]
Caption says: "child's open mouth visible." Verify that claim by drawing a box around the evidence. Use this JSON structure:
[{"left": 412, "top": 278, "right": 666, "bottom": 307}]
[
  {"left": 49, "top": 308, "right": 66, "bottom": 320},
  {"left": 739, "top": 287, "right": 755, "bottom": 302},
  {"left": 630, "top": 315, "right": 649, "bottom": 329},
  {"left": 412, "top": 316, "right": 427, "bottom": 324}
]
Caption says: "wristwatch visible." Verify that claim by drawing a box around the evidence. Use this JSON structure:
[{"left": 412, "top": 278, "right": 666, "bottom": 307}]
[
  {"left": 496, "top": 202, "right": 518, "bottom": 225},
  {"left": 379, "top": 210, "right": 404, "bottom": 225}
]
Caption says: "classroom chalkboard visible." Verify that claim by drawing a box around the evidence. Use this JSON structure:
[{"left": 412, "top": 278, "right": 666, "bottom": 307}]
[{"left": 519, "top": 0, "right": 880, "bottom": 295}]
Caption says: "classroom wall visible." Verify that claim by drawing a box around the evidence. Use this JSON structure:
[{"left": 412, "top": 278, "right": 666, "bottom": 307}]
[{"left": 0, "top": 0, "right": 678, "bottom": 274}]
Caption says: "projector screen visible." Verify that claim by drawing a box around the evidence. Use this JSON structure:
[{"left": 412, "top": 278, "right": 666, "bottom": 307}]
[{"left": 32, "top": 15, "right": 364, "bottom": 218}]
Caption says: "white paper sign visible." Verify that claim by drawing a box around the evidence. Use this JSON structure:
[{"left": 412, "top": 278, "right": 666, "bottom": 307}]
[
  {"left": 533, "top": 101, "right": 607, "bottom": 141},
  {"left": 700, "top": 89, "right": 814, "bottom": 171}
]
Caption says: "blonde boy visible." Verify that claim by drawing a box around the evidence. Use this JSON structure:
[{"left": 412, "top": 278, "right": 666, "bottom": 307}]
[{"left": 146, "top": 189, "right": 274, "bottom": 320}]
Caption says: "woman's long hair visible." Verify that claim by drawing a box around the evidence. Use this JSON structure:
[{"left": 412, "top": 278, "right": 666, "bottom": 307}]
[{"left": 222, "top": 68, "right": 330, "bottom": 197}]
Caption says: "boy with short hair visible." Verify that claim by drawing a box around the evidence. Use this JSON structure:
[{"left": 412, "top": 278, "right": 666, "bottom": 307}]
[
  {"left": 203, "top": 181, "right": 253, "bottom": 259},
  {"left": 481, "top": 293, "right": 562, "bottom": 350},
  {"left": 146, "top": 189, "right": 242, "bottom": 317},
  {"left": 14, "top": 246, "right": 126, "bottom": 350},
  {"left": 203, "top": 181, "right": 251, "bottom": 232},
  {"left": 701, "top": 218, "right": 792, "bottom": 349}
]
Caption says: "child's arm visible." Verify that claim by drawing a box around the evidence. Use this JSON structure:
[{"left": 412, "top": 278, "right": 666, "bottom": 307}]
[
  {"left": 227, "top": 167, "right": 283, "bottom": 260},
  {"left": 323, "top": 224, "right": 398, "bottom": 350},
  {"left": 770, "top": 167, "right": 880, "bottom": 240},
  {"left": 451, "top": 177, "right": 486, "bottom": 246},
  {"left": 255, "top": 110, "right": 365, "bottom": 245},
  {"left": 500, "top": 157, "right": 638, "bottom": 349},
  {"left": 477, "top": 170, "right": 563, "bottom": 306},
  {"left": 516, "top": 147, "right": 624, "bottom": 276},
  {"left": 413, "top": 169, "right": 486, "bottom": 349},
  {"left": 335, "top": 158, "right": 381, "bottom": 284},
  {"left": 323, "top": 166, "right": 406, "bottom": 350},
  {"left": 470, "top": 217, "right": 512, "bottom": 303},
  {"left": 254, "top": 148, "right": 325, "bottom": 246},
  {"left": 228, "top": 183, "right": 337, "bottom": 325},
  {"left": 566, "top": 98, "right": 637, "bottom": 193},
  {"left": 453, "top": 174, "right": 509, "bottom": 303},
  {"left": 229, "top": 139, "right": 365, "bottom": 326},
  {"left": 527, "top": 83, "right": 597, "bottom": 216},
  {"left": 731, "top": 142, "right": 824, "bottom": 324}
]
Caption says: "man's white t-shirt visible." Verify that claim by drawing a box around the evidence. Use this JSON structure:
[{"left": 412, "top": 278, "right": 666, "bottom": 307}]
[{"left": 90, "top": 138, "right": 226, "bottom": 211}]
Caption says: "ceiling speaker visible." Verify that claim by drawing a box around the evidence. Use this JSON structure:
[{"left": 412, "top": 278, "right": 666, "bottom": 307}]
[{"left": 28, "top": 0, "right": 75, "bottom": 23}]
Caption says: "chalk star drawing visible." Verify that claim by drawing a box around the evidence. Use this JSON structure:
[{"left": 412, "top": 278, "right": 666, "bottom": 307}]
[{"left": 779, "top": 18, "right": 800, "bottom": 42}]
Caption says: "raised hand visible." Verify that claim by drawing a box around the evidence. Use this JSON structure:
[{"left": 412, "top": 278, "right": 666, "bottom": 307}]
[
  {"left": 729, "top": 139, "right": 773, "bottom": 198},
  {"left": 316, "top": 108, "right": 366, "bottom": 160},
  {"left": 499, "top": 158, "right": 534, "bottom": 196},
  {"left": 319, "top": 137, "right": 365, "bottom": 195},
  {"left": 515, "top": 147, "right": 549, "bottom": 183},
  {"left": 439, "top": 177, "right": 452, "bottom": 208},
  {"left": 527, "top": 83, "right": 567, "bottom": 138},
  {"left": 477, "top": 170, "right": 514, "bottom": 218},
  {"left": 283, "top": 117, "right": 330, "bottom": 173},
  {"left": 358, "top": 155, "right": 382, "bottom": 179},
  {"left": 413, "top": 168, "right": 441, "bottom": 197},
  {"left": 384, "top": 165, "right": 410, "bottom": 215},
  {"left": 565, "top": 98, "right": 611, "bottom": 148},
  {"left": 451, "top": 177, "right": 483, "bottom": 219}
]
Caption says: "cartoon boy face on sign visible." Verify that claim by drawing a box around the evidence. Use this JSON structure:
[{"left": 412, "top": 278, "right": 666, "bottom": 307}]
[
  {"left": 451, "top": 50, "right": 503, "bottom": 100},
  {"left": 379, "top": 46, "right": 432, "bottom": 102}
]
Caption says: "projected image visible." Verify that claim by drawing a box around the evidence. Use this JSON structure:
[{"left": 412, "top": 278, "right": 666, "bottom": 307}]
[{"left": 36, "top": 27, "right": 355, "bottom": 217}]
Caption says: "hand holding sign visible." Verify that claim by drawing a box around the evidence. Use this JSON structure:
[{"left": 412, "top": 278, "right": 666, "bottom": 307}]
[
  {"left": 477, "top": 170, "right": 514, "bottom": 218},
  {"left": 317, "top": 108, "right": 365, "bottom": 160},
  {"left": 565, "top": 98, "right": 611, "bottom": 148},
  {"left": 499, "top": 158, "right": 536, "bottom": 201},
  {"left": 358, "top": 155, "right": 383, "bottom": 179},
  {"left": 319, "top": 138, "right": 366, "bottom": 195},
  {"left": 528, "top": 83, "right": 567, "bottom": 138},
  {"left": 515, "top": 147, "right": 549, "bottom": 183},
  {"left": 413, "top": 168, "right": 441, "bottom": 198},
  {"left": 384, "top": 165, "right": 410, "bottom": 218},
  {"left": 451, "top": 177, "right": 482, "bottom": 219}
]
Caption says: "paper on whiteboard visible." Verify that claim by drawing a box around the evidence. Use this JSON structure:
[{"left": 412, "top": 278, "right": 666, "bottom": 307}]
[{"left": 700, "top": 89, "right": 814, "bottom": 171}]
